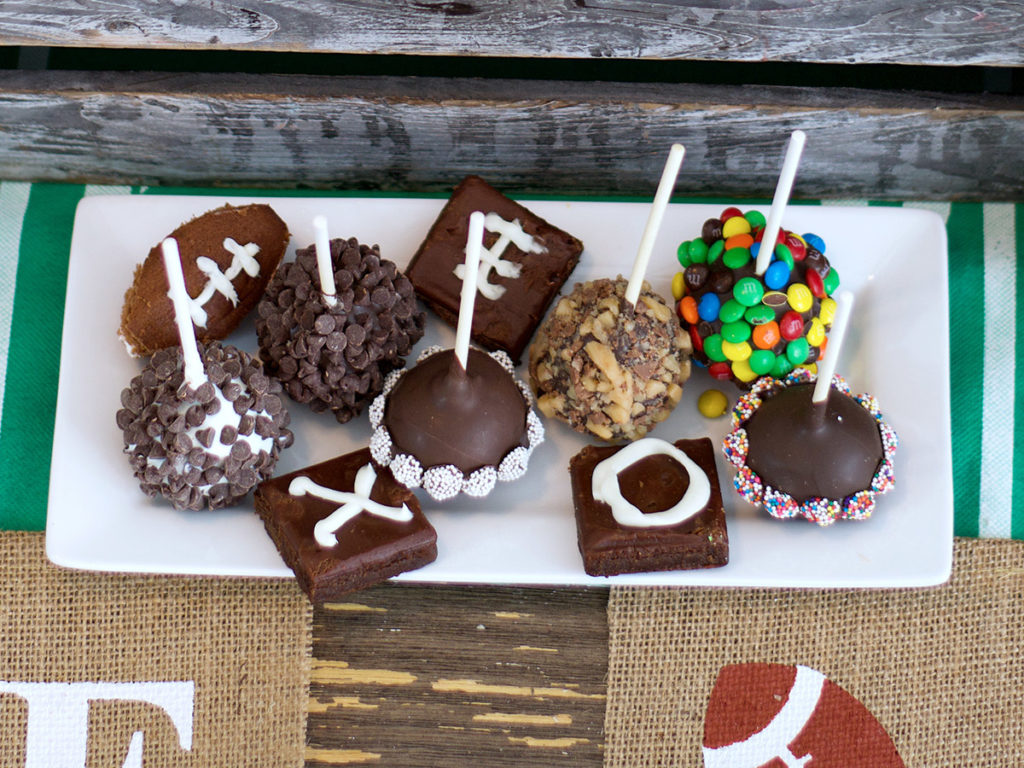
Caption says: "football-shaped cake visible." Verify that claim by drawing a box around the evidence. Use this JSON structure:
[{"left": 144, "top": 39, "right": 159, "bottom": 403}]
[
  {"left": 120, "top": 203, "right": 289, "bottom": 357},
  {"left": 703, "top": 663, "right": 904, "bottom": 767}
]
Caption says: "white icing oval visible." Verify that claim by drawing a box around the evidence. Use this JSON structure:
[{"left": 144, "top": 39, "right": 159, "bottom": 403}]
[{"left": 591, "top": 438, "right": 711, "bottom": 528}]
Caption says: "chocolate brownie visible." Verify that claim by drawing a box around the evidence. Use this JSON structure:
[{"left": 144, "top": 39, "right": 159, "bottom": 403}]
[
  {"left": 406, "top": 176, "right": 583, "bottom": 363},
  {"left": 254, "top": 448, "right": 437, "bottom": 601},
  {"left": 569, "top": 438, "right": 728, "bottom": 577}
]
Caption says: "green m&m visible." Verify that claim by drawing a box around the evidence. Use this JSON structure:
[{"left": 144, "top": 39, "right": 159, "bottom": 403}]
[
  {"left": 733, "top": 277, "right": 764, "bottom": 307},
  {"left": 720, "top": 320, "right": 751, "bottom": 344},
  {"left": 703, "top": 334, "right": 726, "bottom": 362},
  {"left": 749, "top": 349, "right": 776, "bottom": 375}
]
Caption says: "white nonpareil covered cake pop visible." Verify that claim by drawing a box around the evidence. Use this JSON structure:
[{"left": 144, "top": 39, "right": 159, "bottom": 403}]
[{"left": 117, "top": 238, "right": 293, "bottom": 511}]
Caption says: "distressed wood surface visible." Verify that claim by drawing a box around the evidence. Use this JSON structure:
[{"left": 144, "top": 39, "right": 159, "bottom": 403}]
[
  {"left": 306, "top": 584, "right": 608, "bottom": 768},
  {"left": 1, "top": 71, "right": 1021, "bottom": 200},
  {"left": 1, "top": 0, "right": 1023, "bottom": 67}
]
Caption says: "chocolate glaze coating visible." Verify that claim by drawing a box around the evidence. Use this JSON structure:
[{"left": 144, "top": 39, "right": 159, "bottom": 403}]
[
  {"left": 570, "top": 438, "right": 729, "bottom": 576},
  {"left": 383, "top": 348, "right": 528, "bottom": 473},
  {"left": 406, "top": 175, "right": 583, "bottom": 363},
  {"left": 744, "top": 383, "right": 883, "bottom": 502},
  {"left": 254, "top": 448, "right": 436, "bottom": 602}
]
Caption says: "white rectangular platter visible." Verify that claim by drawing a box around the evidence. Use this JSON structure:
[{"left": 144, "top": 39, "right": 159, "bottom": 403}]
[{"left": 47, "top": 193, "right": 953, "bottom": 588}]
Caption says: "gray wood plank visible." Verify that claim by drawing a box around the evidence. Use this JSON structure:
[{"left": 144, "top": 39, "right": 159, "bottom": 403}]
[
  {"left": 1, "top": 0, "right": 1023, "bottom": 67},
  {"left": 307, "top": 584, "right": 608, "bottom": 768},
  {"left": 0, "top": 71, "right": 1020, "bottom": 200}
]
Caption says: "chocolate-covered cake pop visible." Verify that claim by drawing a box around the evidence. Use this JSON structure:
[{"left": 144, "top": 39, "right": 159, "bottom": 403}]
[
  {"left": 723, "top": 371, "right": 897, "bottom": 525},
  {"left": 529, "top": 276, "right": 692, "bottom": 442},
  {"left": 672, "top": 208, "right": 840, "bottom": 388},
  {"left": 118, "top": 341, "right": 293, "bottom": 511},
  {"left": 255, "top": 235, "right": 425, "bottom": 423},
  {"left": 370, "top": 211, "right": 544, "bottom": 502},
  {"left": 369, "top": 345, "right": 544, "bottom": 501}
]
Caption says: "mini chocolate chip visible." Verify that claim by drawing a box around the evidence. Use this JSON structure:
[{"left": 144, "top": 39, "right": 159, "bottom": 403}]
[
  {"left": 314, "top": 314, "right": 335, "bottom": 334},
  {"left": 230, "top": 441, "right": 251, "bottom": 460},
  {"left": 188, "top": 447, "right": 207, "bottom": 469},
  {"left": 220, "top": 425, "right": 237, "bottom": 444},
  {"left": 196, "top": 427, "right": 214, "bottom": 448},
  {"left": 346, "top": 324, "right": 366, "bottom": 347},
  {"left": 238, "top": 414, "right": 255, "bottom": 436},
  {"left": 326, "top": 332, "right": 347, "bottom": 352}
]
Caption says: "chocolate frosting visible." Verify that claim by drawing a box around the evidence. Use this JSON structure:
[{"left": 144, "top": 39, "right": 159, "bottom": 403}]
[
  {"left": 744, "top": 383, "right": 883, "bottom": 502},
  {"left": 383, "top": 348, "right": 528, "bottom": 472},
  {"left": 617, "top": 454, "right": 690, "bottom": 514}
]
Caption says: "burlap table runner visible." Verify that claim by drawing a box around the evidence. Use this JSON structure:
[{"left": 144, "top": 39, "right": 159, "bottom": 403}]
[
  {"left": 605, "top": 538, "right": 1024, "bottom": 767},
  {"left": 0, "top": 532, "right": 311, "bottom": 767}
]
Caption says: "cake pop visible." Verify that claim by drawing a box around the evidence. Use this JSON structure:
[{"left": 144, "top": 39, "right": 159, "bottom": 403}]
[
  {"left": 722, "top": 292, "right": 897, "bottom": 525},
  {"left": 672, "top": 131, "right": 841, "bottom": 388},
  {"left": 255, "top": 216, "right": 425, "bottom": 423},
  {"left": 120, "top": 203, "right": 289, "bottom": 357},
  {"left": 117, "top": 238, "right": 293, "bottom": 511},
  {"left": 369, "top": 212, "right": 544, "bottom": 502},
  {"left": 530, "top": 144, "right": 692, "bottom": 442}
]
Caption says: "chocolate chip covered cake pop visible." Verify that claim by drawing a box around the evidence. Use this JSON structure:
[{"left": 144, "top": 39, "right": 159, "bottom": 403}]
[
  {"left": 370, "top": 212, "right": 544, "bottom": 502},
  {"left": 671, "top": 131, "right": 840, "bottom": 388},
  {"left": 530, "top": 144, "right": 692, "bottom": 442},
  {"left": 722, "top": 292, "right": 897, "bottom": 525},
  {"left": 256, "top": 216, "right": 425, "bottom": 423},
  {"left": 117, "top": 239, "right": 293, "bottom": 511}
]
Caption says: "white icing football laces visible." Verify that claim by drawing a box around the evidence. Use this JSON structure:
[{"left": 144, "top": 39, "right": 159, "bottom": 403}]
[
  {"left": 453, "top": 212, "right": 545, "bottom": 301},
  {"left": 289, "top": 464, "right": 412, "bottom": 548},
  {"left": 188, "top": 238, "right": 262, "bottom": 327},
  {"left": 592, "top": 438, "right": 710, "bottom": 528}
]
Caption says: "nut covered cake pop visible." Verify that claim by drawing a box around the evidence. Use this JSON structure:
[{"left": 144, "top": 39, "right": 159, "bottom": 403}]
[
  {"left": 117, "top": 239, "right": 293, "bottom": 511},
  {"left": 256, "top": 217, "right": 425, "bottom": 423},
  {"left": 722, "top": 292, "right": 897, "bottom": 525},
  {"left": 530, "top": 144, "right": 692, "bottom": 442},
  {"left": 672, "top": 131, "right": 840, "bottom": 387},
  {"left": 369, "top": 212, "right": 544, "bottom": 502}
]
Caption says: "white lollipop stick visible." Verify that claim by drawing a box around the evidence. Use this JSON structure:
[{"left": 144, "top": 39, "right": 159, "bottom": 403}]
[
  {"left": 755, "top": 130, "right": 806, "bottom": 276},
  {"left": 313, "top": 215, "right": 338, "bottom": 307},
  {"left": 812, "top": 289, "right": 854, "bottom": 403},
  {"left": 454, "top": 211, "right": 486, "bottom": 370},
  {"left": 625, "top": 143, "right": 685, "bottom": 306},
  {"left": 161, "top": 237, "right": 207, "bottom": 390}
]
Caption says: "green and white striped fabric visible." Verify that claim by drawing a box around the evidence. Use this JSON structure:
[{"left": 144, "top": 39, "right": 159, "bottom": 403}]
[{"left": 0, "top": 183, "right": 1018, "bottom": 538}]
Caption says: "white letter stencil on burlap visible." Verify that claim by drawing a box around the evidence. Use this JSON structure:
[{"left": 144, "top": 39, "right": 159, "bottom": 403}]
[{"left": 0, "top": 680, "right": 193, "bottom": 767}]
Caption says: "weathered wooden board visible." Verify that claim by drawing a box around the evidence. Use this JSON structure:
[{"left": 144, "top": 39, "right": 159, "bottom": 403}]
[
  {"left": 1, "top": 0, "right": 1023, "bottom": 67},
  {"left": 1, "top": 71, "right": 1020, "bottom": 199},
  {"left": 307, "top": 584, "right": 608, "bottom": 768}
]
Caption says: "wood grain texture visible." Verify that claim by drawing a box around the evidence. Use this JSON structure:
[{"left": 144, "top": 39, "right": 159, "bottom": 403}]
[
  {"left": 1, "top": 1, "right": 1023, "bottom": 67},
  {"left": 307, "top": 584, "right": 608, "bottom": 768},
  {"left": 1, "top": 71, "right": 1020, "bottom": 200}
]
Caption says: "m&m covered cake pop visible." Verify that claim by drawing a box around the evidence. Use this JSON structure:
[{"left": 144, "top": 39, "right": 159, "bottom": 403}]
[
  {"left": 530, "top": 145, "right": 692, "bottom": 442},
  {"left": 118, "top": 239, "right": 293, "bottom": 511},
  {"left": 256, "top": 217, "right": 425, "bottom": 423},
  {"left": 370, "top": 212, "right": 544, "bottom": 501},
  {"left": 673, "top": 131, "right": 840, "bottom": 388},
  {"left": 673, "top": 211, "right": 839, "bottom": 387},
  {"left": 722, "top": 292, "right": 897, "bottom": 525}
]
